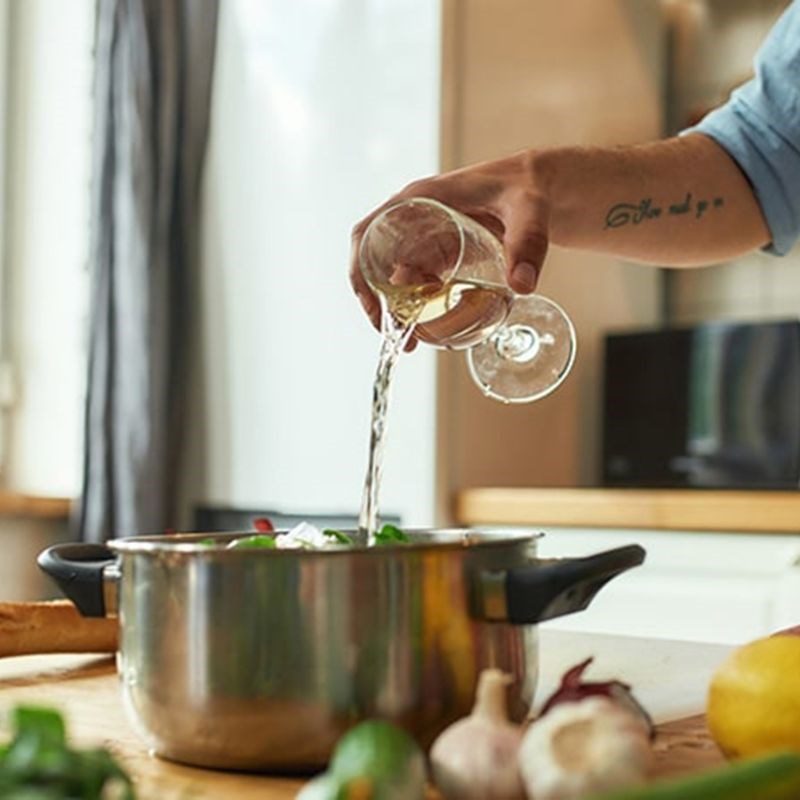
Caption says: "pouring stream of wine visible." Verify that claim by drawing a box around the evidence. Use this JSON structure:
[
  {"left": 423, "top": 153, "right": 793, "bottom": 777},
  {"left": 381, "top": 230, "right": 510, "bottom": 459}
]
[{"left": 357, "top": 297, "right": 420, "bottom": 545}]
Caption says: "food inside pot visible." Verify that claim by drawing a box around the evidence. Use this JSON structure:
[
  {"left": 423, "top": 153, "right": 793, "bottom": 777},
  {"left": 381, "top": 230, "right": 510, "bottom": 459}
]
[{"left": 200, "top": 521, "right": 412, "bottom": 551}]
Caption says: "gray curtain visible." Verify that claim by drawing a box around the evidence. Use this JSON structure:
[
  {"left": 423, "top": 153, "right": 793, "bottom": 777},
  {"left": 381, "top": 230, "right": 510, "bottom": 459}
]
[{"left": 78, "top": 0, "right": 219, "bottom": 541}]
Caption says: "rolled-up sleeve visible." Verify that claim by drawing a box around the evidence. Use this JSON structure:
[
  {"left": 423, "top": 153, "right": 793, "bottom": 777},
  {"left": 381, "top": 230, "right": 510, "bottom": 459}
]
[{"left": 685, "top": 1, "right": 800, "bottom": 256}]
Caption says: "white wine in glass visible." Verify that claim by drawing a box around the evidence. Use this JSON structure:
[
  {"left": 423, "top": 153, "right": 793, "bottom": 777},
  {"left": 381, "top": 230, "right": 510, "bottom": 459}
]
[{"left": 359, "top": 197, "right": 577, "bottom": 403}]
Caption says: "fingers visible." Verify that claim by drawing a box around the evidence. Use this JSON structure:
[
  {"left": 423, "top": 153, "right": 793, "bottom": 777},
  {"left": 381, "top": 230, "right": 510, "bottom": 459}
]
[
  {"left": 350, "top": 259, "right": 419, "bottom": 351},
  {"left": 350, "top": 189, "right": 449, "bottom": 343},
  {"left": 349, "top": 262, "right": 381, "bottom": 332},
  {"left": 499, "top": 192, "right": 550, "bottom": 294},
  {"left": 509, "top": 258, "right": 541, "bottom": 294},
  {"left": 350, "top": 212, "right": 382, "bottom": 331}
]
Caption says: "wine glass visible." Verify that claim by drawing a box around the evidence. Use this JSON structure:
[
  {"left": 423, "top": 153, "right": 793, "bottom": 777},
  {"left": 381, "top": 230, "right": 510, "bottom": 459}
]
[{"left": 358, "top": 197, "right": 576, "bottom": 403}]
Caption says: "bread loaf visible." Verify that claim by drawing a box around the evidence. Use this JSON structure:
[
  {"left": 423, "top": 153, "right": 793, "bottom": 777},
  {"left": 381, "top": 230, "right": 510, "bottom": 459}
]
[{"left": 0, "top": 600, "right": 118, "bottom": 657}]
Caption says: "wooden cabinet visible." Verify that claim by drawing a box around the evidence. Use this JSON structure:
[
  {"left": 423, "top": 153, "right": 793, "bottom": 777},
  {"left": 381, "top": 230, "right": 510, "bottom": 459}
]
[
  {"left": 435, "top": 1, "right": 667, "bottom": 523},
  {"left": 536, "top": 526, "right": 800, "bottom": 644},
  {"left": 455, "top": 487, "right": 800, "bottom": 643}
]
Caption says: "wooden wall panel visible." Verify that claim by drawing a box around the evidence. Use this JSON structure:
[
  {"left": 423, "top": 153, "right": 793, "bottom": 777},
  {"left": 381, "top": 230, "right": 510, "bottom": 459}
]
[{"left": 437, "top": 0, "right": 666, "bottom": 520}]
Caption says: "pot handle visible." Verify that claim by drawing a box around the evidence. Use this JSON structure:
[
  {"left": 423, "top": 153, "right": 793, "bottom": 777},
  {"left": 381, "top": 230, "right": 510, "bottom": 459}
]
[
  {"left": 37, "top": 543, "right": 117, "bottom": 618},
  {"left": 477, "top": 544, "right": 645, "bottom": 624}
]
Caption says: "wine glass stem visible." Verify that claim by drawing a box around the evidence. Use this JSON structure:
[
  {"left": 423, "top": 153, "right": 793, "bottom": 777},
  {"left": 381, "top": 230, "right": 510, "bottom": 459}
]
[{"left": 494, "top": 324, "right": 542, "bottom": 364}]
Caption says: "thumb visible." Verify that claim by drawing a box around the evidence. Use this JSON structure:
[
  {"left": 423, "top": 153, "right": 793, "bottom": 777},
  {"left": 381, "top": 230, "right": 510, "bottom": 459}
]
[{"left": 502, "top": 205, "right": 549, "bottom": 294}]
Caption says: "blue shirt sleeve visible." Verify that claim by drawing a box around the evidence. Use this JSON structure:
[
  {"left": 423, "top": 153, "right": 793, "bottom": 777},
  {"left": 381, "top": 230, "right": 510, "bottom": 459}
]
[{"left": 684, "top": 0, "right": 800, "bottom": 256}]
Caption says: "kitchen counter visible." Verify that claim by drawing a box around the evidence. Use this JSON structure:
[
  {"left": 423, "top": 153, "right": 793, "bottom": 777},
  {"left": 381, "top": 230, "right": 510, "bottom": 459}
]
[
  {"left": 0, "top": 631, "right": 731, "bottom": 797},
  {"left": 456, "top": 487, "right": 800, "bottom": 533}
]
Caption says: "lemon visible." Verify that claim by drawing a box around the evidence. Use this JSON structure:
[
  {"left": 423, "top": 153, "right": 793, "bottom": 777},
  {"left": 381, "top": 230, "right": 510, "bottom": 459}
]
[{"left": 707, "top": 635, "right": 800, "bottom": 759}]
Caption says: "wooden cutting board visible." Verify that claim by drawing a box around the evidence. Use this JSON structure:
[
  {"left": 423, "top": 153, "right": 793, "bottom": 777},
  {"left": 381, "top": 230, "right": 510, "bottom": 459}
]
[
  {"left": 537, "top": 629, "right": 736, "bottom": 724},
  {"left": 0, "top": 653, "right": 725, "bottom": 798}
]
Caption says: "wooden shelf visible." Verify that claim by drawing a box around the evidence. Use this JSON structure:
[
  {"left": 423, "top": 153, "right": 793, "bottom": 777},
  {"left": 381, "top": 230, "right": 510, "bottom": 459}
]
[
  {"left": 0, "top": 490, "right": 71, "bottom": 519},
  {"left": 455, "top": 488, "right": 800, "bottom": 534}
]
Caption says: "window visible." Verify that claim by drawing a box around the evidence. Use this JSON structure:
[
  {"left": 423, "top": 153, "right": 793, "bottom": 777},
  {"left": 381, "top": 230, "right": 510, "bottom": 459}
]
[{"left": 0, "top": 0, "right": 94, "bottom": 496}]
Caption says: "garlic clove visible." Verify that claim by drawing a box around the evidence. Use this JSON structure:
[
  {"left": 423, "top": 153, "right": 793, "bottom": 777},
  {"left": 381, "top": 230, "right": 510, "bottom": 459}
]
[
  {"left": 519, "top": 696, "right": 653, "bottom": 800},
  {"left": 430, "top": 669, "right": 526, "bottom": 800},
  {"left": 538, "top": 657, "right": 654, "bottom": 739}
]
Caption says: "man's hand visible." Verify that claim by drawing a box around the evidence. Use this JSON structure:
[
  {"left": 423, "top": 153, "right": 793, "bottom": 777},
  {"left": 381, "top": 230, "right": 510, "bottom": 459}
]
[
  {"left": 349, "top": 151, "right": 551, "bottom": 335},
  {"left": 349, "top": 135, "right": 771, "bottom": 338}
]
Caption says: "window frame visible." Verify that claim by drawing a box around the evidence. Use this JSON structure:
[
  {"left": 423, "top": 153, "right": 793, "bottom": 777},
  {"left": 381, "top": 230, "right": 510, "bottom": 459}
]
[{"left": 0, "top": 0, "right": 12, "bottom": 480}]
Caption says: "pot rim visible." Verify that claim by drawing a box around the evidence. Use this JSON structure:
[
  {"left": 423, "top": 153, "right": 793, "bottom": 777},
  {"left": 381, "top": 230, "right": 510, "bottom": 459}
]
[{"left": 107, "top": 527, "right": 544, "bottom": 556}]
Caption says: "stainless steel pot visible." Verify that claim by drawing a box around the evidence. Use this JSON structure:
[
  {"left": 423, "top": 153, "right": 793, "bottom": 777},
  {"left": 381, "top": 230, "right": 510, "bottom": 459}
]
[{"left": 38, "top": 530, "right": 644, "bottom": 772}]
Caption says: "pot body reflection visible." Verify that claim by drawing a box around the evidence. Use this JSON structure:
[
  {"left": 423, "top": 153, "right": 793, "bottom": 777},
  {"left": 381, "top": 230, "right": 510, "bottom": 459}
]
[
  {"left": 39, "top": 529, "right": 644, "bottom": 772},
  {"left": 115, "top": 530, "right": 537, "bottom": 771}
]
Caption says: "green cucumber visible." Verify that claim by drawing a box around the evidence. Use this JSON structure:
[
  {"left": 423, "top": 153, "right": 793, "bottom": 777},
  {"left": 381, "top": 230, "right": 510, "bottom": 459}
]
[{"left": 593, "top": 751, "right": 800, "bottom": 800}]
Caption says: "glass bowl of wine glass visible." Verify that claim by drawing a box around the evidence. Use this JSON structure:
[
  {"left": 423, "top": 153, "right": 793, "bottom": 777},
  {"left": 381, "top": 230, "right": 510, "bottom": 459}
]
[{"left": 358, "top": 197, "right": 576, "bottom": 403}]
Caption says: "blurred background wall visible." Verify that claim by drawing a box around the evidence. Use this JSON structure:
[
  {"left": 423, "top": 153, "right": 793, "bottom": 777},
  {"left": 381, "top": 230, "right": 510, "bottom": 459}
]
[
  {"left": 186, "top": 0, "right": 441, "bottom": 526},
  {"left": 0, "top": 0, "right": 797, "bottom": 598}
]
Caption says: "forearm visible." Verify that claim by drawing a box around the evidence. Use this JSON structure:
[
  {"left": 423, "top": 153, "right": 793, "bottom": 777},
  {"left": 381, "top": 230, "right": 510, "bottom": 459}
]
[
  {"left": 535, "top": 133, "right": 771, "bottom": 266},
  {"left": 351, "top": 132, "right": 774, "bottom": 315}
]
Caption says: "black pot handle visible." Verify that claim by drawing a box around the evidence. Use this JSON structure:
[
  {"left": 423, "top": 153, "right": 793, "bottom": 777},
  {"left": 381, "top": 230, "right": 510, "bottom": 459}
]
[
  {"left": 37, "top": 543, "right": 117, "bottom": 617},
  {"left": 477, "top": 544, "right": 646, "bottom": 624}
]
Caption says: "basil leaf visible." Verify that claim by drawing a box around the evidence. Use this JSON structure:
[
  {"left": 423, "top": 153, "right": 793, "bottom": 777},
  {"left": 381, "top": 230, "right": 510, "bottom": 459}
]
[
  {"left": 11, "top": 706, "right": 66, "bottom": 749},
  {"left": 0, "top": 705, "right": 135, "bottom": 799},
  {"left": 323, "top": 529, "right": 354, "bottom": 545},
  {"left": 373, "top": 524, "right": 410, "bottom": 545},
  {"left": 226, "top": 534, "right": 277, "bottom": 549}
]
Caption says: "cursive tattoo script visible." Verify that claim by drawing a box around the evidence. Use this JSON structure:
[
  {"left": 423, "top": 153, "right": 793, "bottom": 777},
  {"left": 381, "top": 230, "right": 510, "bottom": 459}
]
[
  {"left": 605, "top": 194, "right": 725, "bottom": 229},
  {"left": 669, "top": 193, "right": 691, "bottom": 215},
  {"left": 605, "top": 198, "right": 662, "bottom": 228}
]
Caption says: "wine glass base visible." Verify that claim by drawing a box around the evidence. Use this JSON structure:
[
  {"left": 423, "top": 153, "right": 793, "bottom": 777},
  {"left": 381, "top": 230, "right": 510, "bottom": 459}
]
[{"left": 466, "top": 295, "right": 576, "bottom": 403}]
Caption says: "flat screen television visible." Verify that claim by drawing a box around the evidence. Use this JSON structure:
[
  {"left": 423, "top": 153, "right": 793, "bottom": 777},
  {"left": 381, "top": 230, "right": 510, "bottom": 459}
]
[{"left": 602, "top": 319, "right": 800, "bottom": 489}]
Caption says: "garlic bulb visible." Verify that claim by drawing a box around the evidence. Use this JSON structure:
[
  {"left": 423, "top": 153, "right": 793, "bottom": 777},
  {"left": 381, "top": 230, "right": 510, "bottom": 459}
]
[
  {"left": 518, "top": 696, "right": 653, "bottom": 800},
  {"left": 430, "top": 669, "right": 525, "bottom": 800}
]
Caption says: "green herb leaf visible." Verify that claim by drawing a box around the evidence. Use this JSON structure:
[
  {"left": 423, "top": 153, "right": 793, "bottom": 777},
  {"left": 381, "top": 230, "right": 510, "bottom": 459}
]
[
  {"left": 12, "top": 707, "right": 67, "bottom": 749},
  {"left": 373, "top": 524, "right": 410, "bottom": 545},
  {"left": 226, "top": 534, "right": 277, "bottom": 550},
  {"left": 0, "top": 705, "right": 135, "bottom": 799},
  {"left": 323, "top": 529, "right": 354, "bottom": 545}
]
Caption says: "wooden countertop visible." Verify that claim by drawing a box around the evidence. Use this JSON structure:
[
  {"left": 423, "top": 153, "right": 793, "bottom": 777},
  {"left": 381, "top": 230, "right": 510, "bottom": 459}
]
[
  {"left": 0, "top": 652, "right": 725, "bottom": 797},
  {"left": 0, "top": 655, "right": 300, "bottom": 799},
  {"left": 455, "top": 488, "right": 800, "bottom": 533}
]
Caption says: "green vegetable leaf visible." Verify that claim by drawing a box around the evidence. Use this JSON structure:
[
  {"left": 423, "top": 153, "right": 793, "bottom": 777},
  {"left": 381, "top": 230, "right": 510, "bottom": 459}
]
[
  {"left": 12, "top": 707, "right": 67, "bottom": 749},
  {"left": 0, "top": 705, "right": 135, "bottom": 799},
  {"left": 323, "top": 529, "right": 354, "bottom": 545},
  {"left": 373, "top": 524, "right": 410, "bottom": 546},
  {"left": 226, "top": 534, "right": 277, "bottom": 550}
]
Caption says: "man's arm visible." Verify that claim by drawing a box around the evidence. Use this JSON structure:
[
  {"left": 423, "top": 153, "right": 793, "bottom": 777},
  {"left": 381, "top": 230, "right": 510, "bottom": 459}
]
[
  {"left": 540, "top": 133, "right": 771, "bottom": 267},
  {"left": 350, "top": 133, "right": 771, "bottom": 324}
]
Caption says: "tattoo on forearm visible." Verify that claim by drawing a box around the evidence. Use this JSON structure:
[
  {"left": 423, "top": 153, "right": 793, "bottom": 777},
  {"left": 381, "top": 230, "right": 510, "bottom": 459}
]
[{"left": 604, "top": 194, "right": 725, "bottom": 229}]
